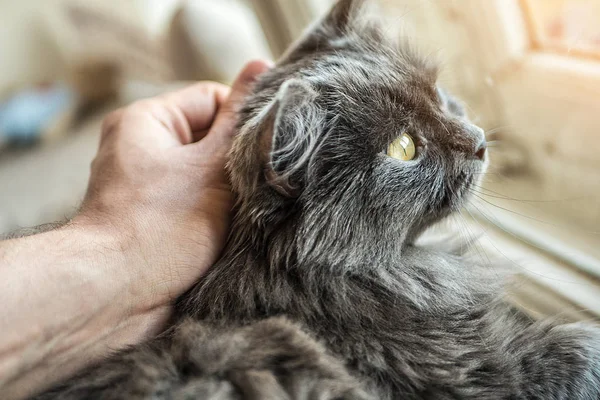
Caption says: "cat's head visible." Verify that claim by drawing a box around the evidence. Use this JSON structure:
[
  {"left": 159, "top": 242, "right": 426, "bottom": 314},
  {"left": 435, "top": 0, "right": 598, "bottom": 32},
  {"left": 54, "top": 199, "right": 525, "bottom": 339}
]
[{"left": 229, "top": 0, "right": 487, "bottom": 267}]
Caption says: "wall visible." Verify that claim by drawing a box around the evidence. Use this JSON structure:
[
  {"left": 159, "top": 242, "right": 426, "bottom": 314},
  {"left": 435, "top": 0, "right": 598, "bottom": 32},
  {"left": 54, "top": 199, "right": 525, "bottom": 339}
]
[
  {"left": 0, "top": 0, "right": 179, "bottom": 94},
  {"left": 0, "top": 0, "right": 63, "bottom": 93}
]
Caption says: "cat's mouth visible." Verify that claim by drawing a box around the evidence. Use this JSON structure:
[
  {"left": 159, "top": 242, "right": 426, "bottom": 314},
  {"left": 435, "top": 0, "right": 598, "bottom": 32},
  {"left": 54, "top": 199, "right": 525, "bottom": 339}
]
[{"left": 441, "top": 169, "right": 479, "bottom": 211}]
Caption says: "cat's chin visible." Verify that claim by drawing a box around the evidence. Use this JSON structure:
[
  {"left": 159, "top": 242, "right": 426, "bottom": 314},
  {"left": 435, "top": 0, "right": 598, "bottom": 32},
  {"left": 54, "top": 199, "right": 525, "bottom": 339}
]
[
  {"left": 479, "top": 153, "right": 490, "bottom": 176},
  {"left": 454, "top": 156, "right": 489, "bottom": 209},
  {"left": 471, "top": 155, "right": 489, "bottom": 195}
]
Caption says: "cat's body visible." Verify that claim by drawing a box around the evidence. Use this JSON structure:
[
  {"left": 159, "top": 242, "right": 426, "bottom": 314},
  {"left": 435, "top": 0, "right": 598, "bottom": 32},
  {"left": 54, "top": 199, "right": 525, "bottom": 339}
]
[
  {"left": 176, "top": 236, "right": 600, "bottom": 399},
  {"left": 34, "top": 1, "right": 600, "bottom": 399}
]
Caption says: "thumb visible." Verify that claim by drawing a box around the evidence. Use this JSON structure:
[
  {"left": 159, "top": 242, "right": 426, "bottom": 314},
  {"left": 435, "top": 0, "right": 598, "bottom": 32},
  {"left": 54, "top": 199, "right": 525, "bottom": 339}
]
[{"left": 199, "top": 60, "right": 273, "bottom": 154}]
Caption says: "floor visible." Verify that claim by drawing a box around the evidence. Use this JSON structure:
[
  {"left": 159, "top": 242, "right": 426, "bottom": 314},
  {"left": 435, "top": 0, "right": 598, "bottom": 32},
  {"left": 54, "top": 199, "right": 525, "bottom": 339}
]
[
  {"left": 0, "top": 81, "right": 177, "bottom": 235},
  {"left": 0, "top": 114, "right": 102, "bottom": 234}
]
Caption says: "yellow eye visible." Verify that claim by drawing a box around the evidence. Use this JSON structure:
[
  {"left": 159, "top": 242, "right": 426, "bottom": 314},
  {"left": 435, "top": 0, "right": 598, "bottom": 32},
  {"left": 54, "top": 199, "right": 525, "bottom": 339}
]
[{"left": 387, "top": 133, "right": 416, "bottom": 161}]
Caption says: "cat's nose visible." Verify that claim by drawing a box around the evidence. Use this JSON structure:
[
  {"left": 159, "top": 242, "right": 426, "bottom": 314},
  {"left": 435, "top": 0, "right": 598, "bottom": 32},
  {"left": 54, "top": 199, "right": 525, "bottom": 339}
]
[
  {"left": 471, "top": 126, "right": 486, "bottom": 160},
  {"left": 474, "top": 139, "right": 487, "bottom": 161}
]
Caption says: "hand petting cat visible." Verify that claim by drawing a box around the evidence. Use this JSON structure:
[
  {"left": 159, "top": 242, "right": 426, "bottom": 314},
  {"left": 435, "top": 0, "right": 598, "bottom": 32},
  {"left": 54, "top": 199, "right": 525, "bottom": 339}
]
[
  {"left": 0, "top": 60, "right": 272, "bottom": 400},
  {"left": 77, "top": 59, "right": 271, "bottom": 317}
]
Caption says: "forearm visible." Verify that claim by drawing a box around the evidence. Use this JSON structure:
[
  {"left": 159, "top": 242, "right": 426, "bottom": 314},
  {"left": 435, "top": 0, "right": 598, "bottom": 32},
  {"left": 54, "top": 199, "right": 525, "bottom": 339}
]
[{"left": 0, "top": 222, "right": 168, "bottom": 399}]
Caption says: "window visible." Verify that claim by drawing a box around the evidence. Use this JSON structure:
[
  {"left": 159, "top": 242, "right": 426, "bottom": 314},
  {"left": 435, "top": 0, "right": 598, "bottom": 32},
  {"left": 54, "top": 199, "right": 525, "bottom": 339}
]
[{"left": 524, "top": 0, "right": 600, "bottom": 56}]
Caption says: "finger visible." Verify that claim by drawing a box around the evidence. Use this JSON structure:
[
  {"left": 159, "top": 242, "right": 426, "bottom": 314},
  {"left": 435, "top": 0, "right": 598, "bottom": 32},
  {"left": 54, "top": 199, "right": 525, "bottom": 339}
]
[
  {"left": 200, "top": 60, "right": 273, "bottom": 153},
  {"left": 192, "top": 128, "right": 210, "bottom": 143},
  {"left": 160, "top": 82, "right": 231, "bottom": 135}
]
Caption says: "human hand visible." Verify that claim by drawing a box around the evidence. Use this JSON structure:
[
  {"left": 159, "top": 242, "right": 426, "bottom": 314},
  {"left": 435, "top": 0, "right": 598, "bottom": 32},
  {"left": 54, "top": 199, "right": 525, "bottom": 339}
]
[{"left": 74, "top": 60, "right": 272, "bottom": 319}]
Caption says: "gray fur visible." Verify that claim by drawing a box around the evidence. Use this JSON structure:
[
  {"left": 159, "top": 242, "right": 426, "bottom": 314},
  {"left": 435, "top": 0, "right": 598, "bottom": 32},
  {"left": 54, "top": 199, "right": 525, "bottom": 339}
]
[{"left": 33, "top": 0, "right": 600, "bottom": 399}]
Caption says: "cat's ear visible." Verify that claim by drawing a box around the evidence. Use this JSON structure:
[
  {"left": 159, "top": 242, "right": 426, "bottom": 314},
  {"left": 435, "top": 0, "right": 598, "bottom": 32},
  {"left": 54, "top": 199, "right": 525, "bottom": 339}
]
[
  {"left": 259, "top": 79, "right": 324, "bottom": 198},
  {"left": 281, "top": 0, "right": 370, "bottom": 60},
  {"left": 320, "top": 0, "right": 367, "bottom": 35}
]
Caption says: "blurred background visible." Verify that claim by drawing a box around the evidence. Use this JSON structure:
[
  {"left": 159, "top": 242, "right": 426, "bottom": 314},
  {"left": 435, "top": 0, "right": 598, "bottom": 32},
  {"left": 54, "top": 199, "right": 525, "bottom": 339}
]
[{"left": 0, "top": 0, "right": 598, "bottom": 321}]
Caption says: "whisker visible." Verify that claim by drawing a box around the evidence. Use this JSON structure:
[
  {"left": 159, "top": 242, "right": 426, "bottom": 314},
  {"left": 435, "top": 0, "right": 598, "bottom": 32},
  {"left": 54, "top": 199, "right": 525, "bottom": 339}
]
[
  {"left": 471, "top": 194, "right": 600, "bottom": 235},
  {"left": 465, "top": 202, "right": 587, "bottom": 283},
  {"left": 474, "top": 184, "right": 592, "bottom": 204},
  {"left": 455, "top": 211, "right": 497, "bottom": 271},
  {"left": 484, "top": 126, "right": 512, "bottom": 138},
  {"left": 469, "top": 187, "right": 577, "bottom": 204}
]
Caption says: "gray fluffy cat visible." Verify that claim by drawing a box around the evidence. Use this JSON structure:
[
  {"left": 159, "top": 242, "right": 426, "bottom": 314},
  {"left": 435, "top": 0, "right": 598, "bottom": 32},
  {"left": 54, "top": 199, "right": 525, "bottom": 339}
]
[{"left": 35, "top": 0, "right": 600, "bottom": 399}]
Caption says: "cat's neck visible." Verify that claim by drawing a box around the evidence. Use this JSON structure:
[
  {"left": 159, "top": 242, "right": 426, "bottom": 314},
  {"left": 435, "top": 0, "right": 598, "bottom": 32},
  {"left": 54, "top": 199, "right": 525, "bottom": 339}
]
[{"left": 177, "top": 228, "right": 504, "bottom": 325}]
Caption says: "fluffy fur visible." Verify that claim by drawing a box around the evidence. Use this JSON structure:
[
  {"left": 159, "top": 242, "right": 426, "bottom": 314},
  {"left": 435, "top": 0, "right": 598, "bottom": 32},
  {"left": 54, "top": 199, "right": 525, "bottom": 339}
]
[{"left": 34, "top": 1, "right": 600, "bottom": 399}]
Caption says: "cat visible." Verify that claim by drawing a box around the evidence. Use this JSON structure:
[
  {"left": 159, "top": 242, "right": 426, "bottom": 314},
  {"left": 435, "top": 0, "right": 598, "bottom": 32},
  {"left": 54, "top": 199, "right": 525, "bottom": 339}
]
[{"left": 34, "top": 0, "right": 600, "bottom": 399}]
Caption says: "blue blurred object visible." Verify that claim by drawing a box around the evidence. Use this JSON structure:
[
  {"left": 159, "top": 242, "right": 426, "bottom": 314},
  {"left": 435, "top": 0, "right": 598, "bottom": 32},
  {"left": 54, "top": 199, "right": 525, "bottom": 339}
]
[{"left": 0, "top": 84, "right": 75, "bottom": 145}]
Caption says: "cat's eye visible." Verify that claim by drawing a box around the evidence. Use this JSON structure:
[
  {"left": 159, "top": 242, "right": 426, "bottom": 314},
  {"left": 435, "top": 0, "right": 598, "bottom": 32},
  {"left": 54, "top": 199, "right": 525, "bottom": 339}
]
[{"left": 387, "top": 133, "right": 416, "bottom": 161}]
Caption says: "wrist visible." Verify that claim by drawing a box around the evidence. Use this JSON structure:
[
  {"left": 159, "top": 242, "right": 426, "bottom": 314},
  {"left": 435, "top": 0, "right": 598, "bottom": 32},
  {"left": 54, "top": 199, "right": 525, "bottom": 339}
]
[
  {"left": 68, "top": 214, "right": 170, "bottom": 318},
  {"left": 73, "top": 210, "right": 174, "bottom": 309}
]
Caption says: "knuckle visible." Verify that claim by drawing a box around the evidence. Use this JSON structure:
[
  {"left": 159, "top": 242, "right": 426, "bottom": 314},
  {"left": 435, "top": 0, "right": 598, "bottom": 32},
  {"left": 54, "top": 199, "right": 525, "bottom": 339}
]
[
  {"left": 127, "top": 99, "right": 154, "bottom": 114},
  {"left": 100, "top": 100, "right": 155, "bottom": 139},
  {"left": 194, "top": 81, "right": 229, "bottom": 94},
  {"left": 101, "top": 108, "right": 125, "bottom": 138}
]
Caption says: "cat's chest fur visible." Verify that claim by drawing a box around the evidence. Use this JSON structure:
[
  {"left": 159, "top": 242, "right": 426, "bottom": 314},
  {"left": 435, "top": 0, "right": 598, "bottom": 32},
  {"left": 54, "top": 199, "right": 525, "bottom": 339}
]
[{"left": 179, "top": 244, "right": 510, "bottom": 398}]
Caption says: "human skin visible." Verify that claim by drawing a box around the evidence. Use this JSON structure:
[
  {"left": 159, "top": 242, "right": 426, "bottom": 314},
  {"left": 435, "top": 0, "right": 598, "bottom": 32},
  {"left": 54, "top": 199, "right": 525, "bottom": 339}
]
[{"left": 0, "top": 60, "right": 272, "bottom": 400}]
